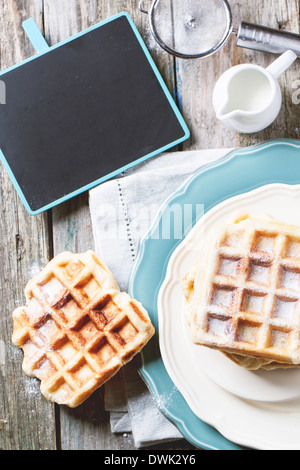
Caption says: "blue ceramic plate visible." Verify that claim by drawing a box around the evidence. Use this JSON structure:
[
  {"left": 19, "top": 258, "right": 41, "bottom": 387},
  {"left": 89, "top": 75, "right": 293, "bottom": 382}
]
[{"left": 128, "top": 139, "right": 300, "bottom": 450}]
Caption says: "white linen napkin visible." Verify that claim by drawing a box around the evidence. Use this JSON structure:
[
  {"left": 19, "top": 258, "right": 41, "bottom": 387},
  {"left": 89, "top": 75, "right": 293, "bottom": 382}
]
[{"left": 89, "top": 148, "right": 232, "bottom": 448}]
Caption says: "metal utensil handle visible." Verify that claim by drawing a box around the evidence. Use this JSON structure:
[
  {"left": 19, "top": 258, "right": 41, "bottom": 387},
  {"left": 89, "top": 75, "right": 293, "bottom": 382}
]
[{"left": 236, "top": 22, "right": 300, "bottom": 57}]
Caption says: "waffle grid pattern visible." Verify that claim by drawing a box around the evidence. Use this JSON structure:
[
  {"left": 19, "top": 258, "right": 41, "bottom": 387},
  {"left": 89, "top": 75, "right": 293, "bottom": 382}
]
[
  {"left": 12, "top": 252, "right": 154, "bottom": 407},
  {"left": 194, "top": 221, "right": 300, "bottom": 365}
]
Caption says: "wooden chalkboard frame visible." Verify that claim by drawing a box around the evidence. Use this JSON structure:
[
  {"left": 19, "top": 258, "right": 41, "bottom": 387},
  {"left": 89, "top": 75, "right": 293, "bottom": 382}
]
[{"left": 0, "top": 12, "right": 189, "bottom": 215}]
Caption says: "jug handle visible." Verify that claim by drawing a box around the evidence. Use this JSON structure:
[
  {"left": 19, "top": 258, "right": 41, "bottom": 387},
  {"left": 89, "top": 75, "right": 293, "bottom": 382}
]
[
  {"left": 138, "top": 0, "right": 149, "bottom": 13},
  {"left": 266, "top": 50, "right": 297, "bottom": 80}
]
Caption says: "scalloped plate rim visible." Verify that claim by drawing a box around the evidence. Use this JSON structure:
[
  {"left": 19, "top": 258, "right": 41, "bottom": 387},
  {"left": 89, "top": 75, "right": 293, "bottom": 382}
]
[{"left": 128, "top": 139, "right": 300, "bottom": 450}]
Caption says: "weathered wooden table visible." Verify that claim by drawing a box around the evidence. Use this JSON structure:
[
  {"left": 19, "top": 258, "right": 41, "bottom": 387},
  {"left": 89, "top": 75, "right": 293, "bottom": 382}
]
[{"left": 0, "top": 0, "right": 299, "bottom": 451}]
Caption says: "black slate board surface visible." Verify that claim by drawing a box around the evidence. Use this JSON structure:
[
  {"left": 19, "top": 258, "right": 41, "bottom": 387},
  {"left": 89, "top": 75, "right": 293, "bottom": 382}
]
[{"left": 0, "top": 13, "right": 189, "bottom": 214}]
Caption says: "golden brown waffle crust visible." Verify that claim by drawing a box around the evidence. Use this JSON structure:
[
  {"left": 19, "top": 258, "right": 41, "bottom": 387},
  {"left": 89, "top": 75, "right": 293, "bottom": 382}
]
[
  {"left": 183, "top": 213, "right": 300, "bottom": 368},
  {"left": 12, "top": 251, "right": 155, "bottom": 407}
]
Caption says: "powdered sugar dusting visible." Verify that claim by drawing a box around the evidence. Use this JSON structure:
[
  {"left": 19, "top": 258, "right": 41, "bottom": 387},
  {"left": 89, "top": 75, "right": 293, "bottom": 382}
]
[
  {"left": 281, "top": 269, "right": 300, "bottom": 292},
  {"left": 155, "top": 385, "right": 178, "bottom": 410},
  {"left": 28, "top": 262, "right": 43, "bottom": 281},
  {"left": 249, "top": 263, "right": 270, "bottom": 284}
]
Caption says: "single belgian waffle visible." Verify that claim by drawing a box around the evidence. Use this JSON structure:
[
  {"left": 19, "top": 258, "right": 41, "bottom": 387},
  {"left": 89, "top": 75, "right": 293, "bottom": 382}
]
[
  {"left": 12, "top": 251, "right": 155, "bottom": 407},
  {"left": 183, "top": 213, "right": 300, "bottom": 367}
]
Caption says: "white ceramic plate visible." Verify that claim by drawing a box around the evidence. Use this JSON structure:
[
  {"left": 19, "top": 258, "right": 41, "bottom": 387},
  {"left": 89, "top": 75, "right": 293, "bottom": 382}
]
[
  {"left": 183, "top": 307, "right": 300, "bottom": 403},
  {"left": 158, "top": 183, "right": 300, "bottom": 450}
]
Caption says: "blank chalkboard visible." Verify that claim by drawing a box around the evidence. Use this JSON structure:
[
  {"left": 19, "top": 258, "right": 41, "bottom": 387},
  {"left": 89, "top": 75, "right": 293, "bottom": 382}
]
[{"left": 0, "top": 13, "right": 189, "bottom": 214}]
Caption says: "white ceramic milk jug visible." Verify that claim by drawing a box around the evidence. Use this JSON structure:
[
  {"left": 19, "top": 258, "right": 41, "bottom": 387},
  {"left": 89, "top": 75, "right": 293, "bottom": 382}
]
[{"left": 212, "top": 50, "right": 297, "bottom": 133}]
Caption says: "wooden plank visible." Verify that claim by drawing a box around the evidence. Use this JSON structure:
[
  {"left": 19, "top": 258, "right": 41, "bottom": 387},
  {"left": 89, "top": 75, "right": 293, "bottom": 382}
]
[
  {"left": 2, "top": 0, "right": 299, "bottom": 451},
  {"left": 42, "top": 0, "right": 185, "bottom": 450},
  {"left": 0, "top": 0, "right": 56, "bottom": 450},
  {"left": 235, "top": 0, "right": 300, "bottom": 147},
  {"left": 43, "top": 0, "right": 132, "bottom": 451},
  {"left": 176, "top": 0, "right": 300, "bottom": 150}
]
